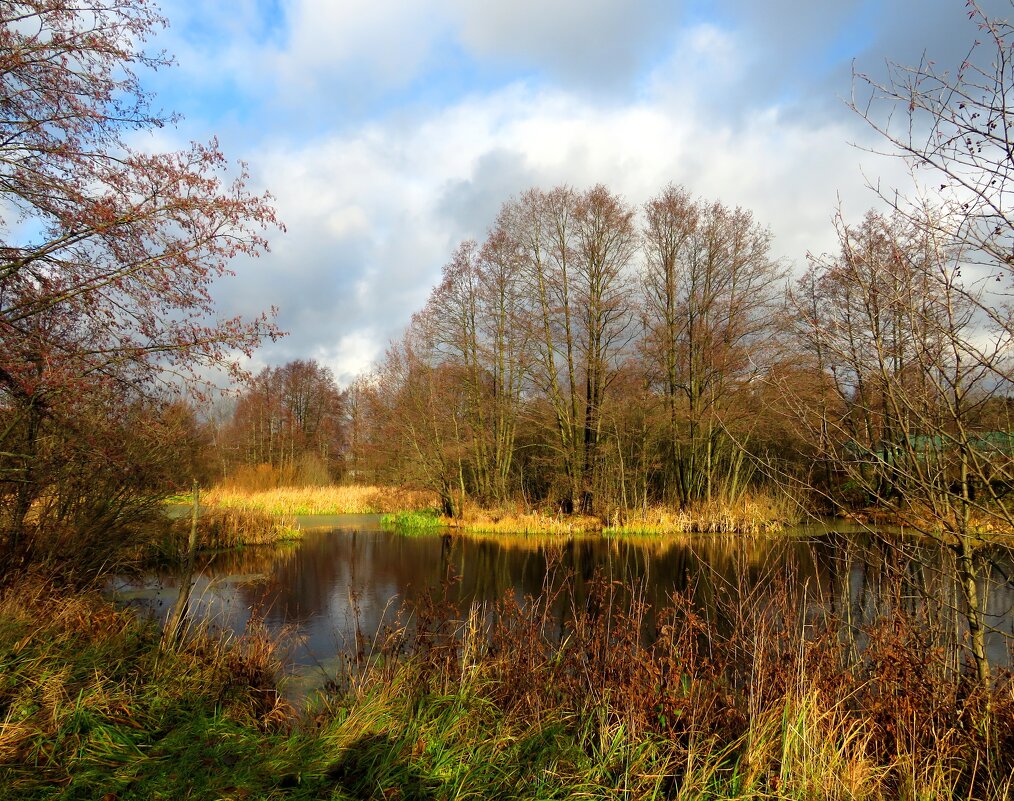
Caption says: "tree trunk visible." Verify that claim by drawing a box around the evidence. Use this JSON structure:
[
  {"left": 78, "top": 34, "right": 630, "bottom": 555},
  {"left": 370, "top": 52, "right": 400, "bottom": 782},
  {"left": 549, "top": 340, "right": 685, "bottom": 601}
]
[{"left": 957, "top": 538, "right": 990, "bottom": 685}]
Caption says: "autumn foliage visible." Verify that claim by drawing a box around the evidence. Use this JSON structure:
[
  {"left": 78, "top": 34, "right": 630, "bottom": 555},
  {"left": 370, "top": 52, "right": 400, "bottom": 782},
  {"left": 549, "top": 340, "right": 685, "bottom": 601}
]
[{"left": 0, "top": 1, "right": 281, "bottom": 567}]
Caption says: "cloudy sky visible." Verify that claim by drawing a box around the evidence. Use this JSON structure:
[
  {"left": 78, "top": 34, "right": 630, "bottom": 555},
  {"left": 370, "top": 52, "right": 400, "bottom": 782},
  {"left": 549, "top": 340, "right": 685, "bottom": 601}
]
[{"left": 144, "top": 0, "right": 1003, "bottom": 386}]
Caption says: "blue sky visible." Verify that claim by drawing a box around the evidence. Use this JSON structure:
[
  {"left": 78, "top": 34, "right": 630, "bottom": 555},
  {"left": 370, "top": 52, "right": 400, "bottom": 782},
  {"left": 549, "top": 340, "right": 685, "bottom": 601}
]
[{"left": 140, "top": 0, "right": 1003, "bottom": 385}]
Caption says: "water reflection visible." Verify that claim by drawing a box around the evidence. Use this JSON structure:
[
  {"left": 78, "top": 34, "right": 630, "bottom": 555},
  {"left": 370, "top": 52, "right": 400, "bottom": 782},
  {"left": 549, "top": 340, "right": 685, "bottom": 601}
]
[{"left": 110, "top": 519, "right": 1014, "bottom": 700}]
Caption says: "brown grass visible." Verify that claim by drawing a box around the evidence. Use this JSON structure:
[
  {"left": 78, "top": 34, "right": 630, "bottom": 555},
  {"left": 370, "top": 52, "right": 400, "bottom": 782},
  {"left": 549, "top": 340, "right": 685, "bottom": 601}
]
[
  {"left": 447, "top": 501, "right": 602, "bottom": 536},
  {"left": 606, "top": 493, "right": 795, "bottom": 535},
  {"left": 202, "top": 484, "right": 438, "bottom": 516},
  {"left": 176, "top": 507, "right": 300, "bottom": 548},
  {"left": 332, "top": 565, "right": 1014, "bottom": 800},
  {"left": 435, "top": 492, "right": 794, "bottom": 537}
]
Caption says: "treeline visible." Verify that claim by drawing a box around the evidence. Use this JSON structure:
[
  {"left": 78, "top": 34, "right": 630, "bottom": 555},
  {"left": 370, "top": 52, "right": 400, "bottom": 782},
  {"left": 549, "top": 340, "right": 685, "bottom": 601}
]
[
  {"left": 215, "top": 360, "right": 346, "bottom": 487},
  {"left": 346, "top": 185, "right": 792, "bottom": 516},
  {"left": 333, "top": 185, "right": 1014, "bottom": 526}
]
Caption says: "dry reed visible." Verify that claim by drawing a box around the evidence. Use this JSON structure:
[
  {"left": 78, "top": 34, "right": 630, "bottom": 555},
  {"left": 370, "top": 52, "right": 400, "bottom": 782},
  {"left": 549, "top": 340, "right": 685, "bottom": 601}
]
[
  {"left": 606, "top": 493, "right": 795, "bottom": 536},
  {"left": 202, "top": 484, "right": 438, "bottom": 516}
]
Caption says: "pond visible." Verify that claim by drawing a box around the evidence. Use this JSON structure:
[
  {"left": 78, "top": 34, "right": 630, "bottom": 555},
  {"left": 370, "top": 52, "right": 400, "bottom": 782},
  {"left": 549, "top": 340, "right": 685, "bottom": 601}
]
[{"left": 110, "top": 516, "right": 1014, "bottom": 702}]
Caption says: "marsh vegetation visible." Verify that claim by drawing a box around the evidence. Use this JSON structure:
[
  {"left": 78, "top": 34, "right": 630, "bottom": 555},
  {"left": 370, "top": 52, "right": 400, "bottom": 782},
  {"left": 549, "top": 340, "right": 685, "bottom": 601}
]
[{"left": 5, "top": 0, "right": 1014, "bottom": 798}]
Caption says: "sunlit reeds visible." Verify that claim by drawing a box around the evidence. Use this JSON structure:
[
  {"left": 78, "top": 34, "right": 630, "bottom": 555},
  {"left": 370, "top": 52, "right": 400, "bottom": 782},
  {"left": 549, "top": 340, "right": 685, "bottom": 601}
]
[
  {"left": 145, "top": 507, "right": 301, "bottom": 562},
  {"left": 201, "top": 484, "right": 438, "bottom": 516},
  {"left": 449, "top": 505, "right": 603, "bottom": 535},
  {"left": 606, "top": 492, "right": 797, "bottom": 536}
]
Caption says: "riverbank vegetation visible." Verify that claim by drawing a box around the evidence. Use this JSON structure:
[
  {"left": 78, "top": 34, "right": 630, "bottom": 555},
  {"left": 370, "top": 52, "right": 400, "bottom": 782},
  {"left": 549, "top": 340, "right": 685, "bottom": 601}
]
[
  {"left": 4, "top": 567, "right": 1013, "bottom": 800},
  {"left": 203, "top": 484, "right": 438, "bottom": 516},
  {"left": 380, "top": 509, "right": 444, "bottom": 531},
  {"left": 151, "top": 507, "right": 302, "bottom": 562},
  {"left": 3, "top": 0, "right": 1014, "bottom": 797}
]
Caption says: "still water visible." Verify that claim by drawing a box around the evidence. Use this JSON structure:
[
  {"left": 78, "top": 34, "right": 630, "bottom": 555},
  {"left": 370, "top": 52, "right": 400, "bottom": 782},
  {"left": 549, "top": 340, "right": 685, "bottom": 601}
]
[{"left": 110, "top": 516, "right": 1014, "bottom": 700}]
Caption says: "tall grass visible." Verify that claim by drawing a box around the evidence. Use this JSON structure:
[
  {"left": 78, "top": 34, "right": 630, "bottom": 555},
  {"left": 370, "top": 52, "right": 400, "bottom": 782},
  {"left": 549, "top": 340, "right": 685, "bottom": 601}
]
[
  {"left": 425, "top": 493, "right": 795, "bottom": 537},
  {"left": 144, "top": 507, "right": 301, "bottom": 563},
  {"left": 320, "top": 567, "right": 1014, "bottom": 800},
  {"left": 4, "top": 566, "right": 1012, "bottom": 799},
  {"left": 200, "top": 484, "right": 795, "bottom": 538},
  {"left": 202, "top": 484, "right": 438, "bottom": 516},
  {"left": 606, "top": 492, "right": 798, "bottom": 536},
  {"left": 448, "top": 503, "right": 603, "bottom": 535},
  {"left": 0, "top": 573, "right": 296, "bottom": 799}
]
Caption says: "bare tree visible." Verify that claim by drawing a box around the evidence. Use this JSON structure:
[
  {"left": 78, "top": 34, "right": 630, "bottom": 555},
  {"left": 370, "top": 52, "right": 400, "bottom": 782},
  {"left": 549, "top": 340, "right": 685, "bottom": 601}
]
[
  {"left": 222, "top": 360, "right": 345, "bottom": 483},
  {"left": 641, "top": 186, "right": 783, "bottom": 506},
  {"left": 572, "top": 185, "right": 639, "bottom": 512},
  {"left": 511, "top": 187, "right": 584, "bottom": 511},
  {"left": 368, "top": 321, "right": 468, "bottom": 518},
  {"left": 851, "top": 1, "right": 1014, "bottom": 275},
  {"left": 504, "top": 186, "right": 637, "bottom": 513},
  {"left": 840, "top": 0, "right": 1014, "bottom": 685},
  {"left": 786, "top": 209, "right": 1014, "bottom": 683},
  {"left": 478, "top": 224, "right": 531, "bottom": 502}
]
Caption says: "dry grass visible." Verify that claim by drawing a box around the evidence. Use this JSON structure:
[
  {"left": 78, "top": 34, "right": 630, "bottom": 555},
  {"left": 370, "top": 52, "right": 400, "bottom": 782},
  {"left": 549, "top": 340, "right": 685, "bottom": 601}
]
[
  {"left": 199, "top": 485, "right": 794, "bottom": 539},
  {"left": 606, "top": 494, "right": 795, "bottom": 536},
  {"left": 324, "top": 568, "right": 1014, "bottom": 800},
  {"left": 448, "top": 502, "right": 602, "bottom": 536},
  {"left": 417, "top": 494, "right": 796, "bottom": 538},
  {"left": 4, "top": 563, "right": 1014, "bottom": 799},
  {"left": 169, "top": 507, "right": 300, "bottom": 551},
  {"left": 201, "top": 484, "right": 439, "bottom": 516}
]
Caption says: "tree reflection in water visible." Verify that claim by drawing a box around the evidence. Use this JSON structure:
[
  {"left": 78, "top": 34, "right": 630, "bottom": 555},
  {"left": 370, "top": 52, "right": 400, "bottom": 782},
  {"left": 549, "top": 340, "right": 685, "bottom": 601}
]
[{"left": 112, "top": 519, "right": 1014, "bottom": 702}]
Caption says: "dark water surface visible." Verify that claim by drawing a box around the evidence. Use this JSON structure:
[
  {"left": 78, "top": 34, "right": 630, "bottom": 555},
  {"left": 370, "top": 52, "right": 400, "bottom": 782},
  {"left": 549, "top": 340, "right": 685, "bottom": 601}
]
[{"left": 110, "top": 516, "right": 1014, "bottom": 701}]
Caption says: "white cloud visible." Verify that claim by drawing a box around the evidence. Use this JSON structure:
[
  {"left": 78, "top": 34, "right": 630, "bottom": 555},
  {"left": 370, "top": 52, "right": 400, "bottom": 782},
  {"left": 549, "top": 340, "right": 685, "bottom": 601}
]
[
  {"left": 144, "top": 0, "right": 952, "bottom": 387},
  {"left": 448, "top": 0, "right": 682, "bottom": 87},
  {"left": 317, "top": 332, "right": 382, "bottom": 386},
  {"left": 209, "top": 77, "right": 910, "bottom": 384},
  {"left": 271, "top": 0, "right": 444, "bottom": 91}
]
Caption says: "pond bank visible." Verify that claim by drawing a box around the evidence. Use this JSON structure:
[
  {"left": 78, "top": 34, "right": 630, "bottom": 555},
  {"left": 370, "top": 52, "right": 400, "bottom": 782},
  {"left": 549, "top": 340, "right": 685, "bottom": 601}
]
[
  {"left": 4, "top": 557, "right": 1014, "bottom": 800},
  {"left": 192, "top": 483, "right": 802, "bottom": 537}
]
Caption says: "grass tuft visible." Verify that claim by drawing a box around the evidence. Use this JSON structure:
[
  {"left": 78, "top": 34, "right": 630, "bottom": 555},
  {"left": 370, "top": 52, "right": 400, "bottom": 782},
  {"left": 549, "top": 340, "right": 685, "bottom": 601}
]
[
  {"left": 380, "top": 509, "right": 444, "bottom": 532},
  {"left": 145, "top": 507, "right": 301, "bottom": 562},
  {"left": 606, "top": 494, "right": 795, "bottom": 536}
]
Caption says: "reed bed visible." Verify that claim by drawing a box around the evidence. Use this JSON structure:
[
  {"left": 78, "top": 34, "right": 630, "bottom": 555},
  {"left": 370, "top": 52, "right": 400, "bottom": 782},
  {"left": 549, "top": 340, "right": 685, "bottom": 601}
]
[
  {"left": 413, "top": 493, "right": 795, "bottom": 538},
  {"left": 606, "top": 494, "right": 795, "bottom": 536},
  {"left": 147, "top": 507, "right": 301, "bottom": 562},
  {"left": 449, "top": 507, "right": 603, "bottom": 536},
  {"left": 202, "top": 484, "right": 438, "bottom": 516}
]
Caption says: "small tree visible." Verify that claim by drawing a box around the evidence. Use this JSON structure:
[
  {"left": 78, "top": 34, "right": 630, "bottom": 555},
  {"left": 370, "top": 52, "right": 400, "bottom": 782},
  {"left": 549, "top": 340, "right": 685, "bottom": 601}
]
[{"left": 840, "top": 0, "right": 1014, "bottom": 684}]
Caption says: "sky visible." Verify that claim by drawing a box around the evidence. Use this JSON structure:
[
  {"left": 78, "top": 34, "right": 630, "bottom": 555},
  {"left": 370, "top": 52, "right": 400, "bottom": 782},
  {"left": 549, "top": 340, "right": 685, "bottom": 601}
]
[{"left": 142, "top": 0, "right": 1008, "bottom": 386}]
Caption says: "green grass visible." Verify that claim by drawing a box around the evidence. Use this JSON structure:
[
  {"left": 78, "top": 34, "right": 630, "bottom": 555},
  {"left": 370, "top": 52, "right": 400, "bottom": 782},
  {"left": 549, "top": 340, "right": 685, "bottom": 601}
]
[
  {"left": 0, "top": 578, "right": 310, "bottom": 800},
  {"left": 379, "top": 509, "right": 444, "bottom": 533}
]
